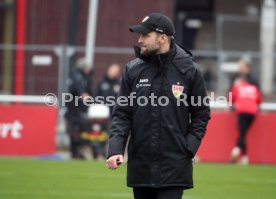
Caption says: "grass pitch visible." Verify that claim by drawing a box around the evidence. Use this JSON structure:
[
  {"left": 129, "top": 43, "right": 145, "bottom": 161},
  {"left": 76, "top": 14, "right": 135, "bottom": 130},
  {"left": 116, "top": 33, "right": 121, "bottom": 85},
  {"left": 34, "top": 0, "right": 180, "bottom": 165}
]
[{"left": 0, "top": 158, "right": 275, "bottom": 199}]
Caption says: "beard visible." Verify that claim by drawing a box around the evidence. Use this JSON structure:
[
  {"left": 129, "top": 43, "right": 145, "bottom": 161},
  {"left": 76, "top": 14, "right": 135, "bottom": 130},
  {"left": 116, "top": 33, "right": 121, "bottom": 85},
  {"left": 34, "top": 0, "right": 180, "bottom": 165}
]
[{"left": 140, "top": 46, "right": 159, "bottom": 57}]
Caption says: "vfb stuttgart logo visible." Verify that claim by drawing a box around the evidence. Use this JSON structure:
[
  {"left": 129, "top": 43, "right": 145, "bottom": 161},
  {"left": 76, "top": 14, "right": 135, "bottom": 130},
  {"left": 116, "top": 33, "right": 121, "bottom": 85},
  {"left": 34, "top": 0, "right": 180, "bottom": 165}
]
[{"left": 172, "top": 84, "right": 184, "bottom": 98}]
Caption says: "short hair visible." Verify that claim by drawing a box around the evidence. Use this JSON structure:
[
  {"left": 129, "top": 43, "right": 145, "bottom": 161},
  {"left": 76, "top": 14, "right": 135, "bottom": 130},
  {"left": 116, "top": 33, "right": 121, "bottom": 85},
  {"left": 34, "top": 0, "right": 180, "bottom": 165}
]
[
  {"left": 239, "top": 54, "right": 252, "bottom": 65},
  {"left": 168, "top": 35, "right": 174, "bottom": 44},
  {"left": 76, "top": 57, "right": 88, "bottom": 69},
  {"left": 157, "top": 33, "right": 174, "bottom": 44}
]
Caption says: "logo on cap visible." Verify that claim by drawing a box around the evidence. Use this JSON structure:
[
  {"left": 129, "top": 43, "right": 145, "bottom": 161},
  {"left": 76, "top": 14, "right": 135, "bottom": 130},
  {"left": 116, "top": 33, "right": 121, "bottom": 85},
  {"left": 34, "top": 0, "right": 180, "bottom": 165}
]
[
  {"left": 156, "top": 28, "right": 164, "bottom": 33},
  {"left": 142, "top": 16, "right": 149, "bottom": 23}
]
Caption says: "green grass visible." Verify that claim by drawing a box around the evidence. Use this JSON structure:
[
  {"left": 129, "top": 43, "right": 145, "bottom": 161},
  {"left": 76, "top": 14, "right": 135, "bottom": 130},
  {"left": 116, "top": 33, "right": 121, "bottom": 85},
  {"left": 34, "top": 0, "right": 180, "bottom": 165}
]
[{"left": 0, "top": 158, "right": 275, "bottom": 199}]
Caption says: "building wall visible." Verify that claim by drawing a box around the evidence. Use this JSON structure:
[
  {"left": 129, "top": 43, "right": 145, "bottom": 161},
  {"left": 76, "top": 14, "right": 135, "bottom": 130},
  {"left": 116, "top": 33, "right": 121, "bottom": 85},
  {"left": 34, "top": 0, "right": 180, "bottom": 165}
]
[
  {"left": 93, "top": 0, "right": 174, "bottom": 86},
  {"left": 216, "top": 0, "right": 262, "bottom": 15},
  {"left": 216, "top": 0, "right": 262, "bottom": 51},
  {"left": 22, "top": 0, "right": 174, "bottom": 95},
  {"left": 5, "top": 0, "right": 269, "bottom": 95}
]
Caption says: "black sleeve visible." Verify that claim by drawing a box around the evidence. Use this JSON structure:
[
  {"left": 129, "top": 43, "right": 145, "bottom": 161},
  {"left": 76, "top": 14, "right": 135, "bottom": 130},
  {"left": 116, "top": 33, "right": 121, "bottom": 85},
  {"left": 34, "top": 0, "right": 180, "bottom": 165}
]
[
  {"left": 107, "top": 66, "right": 132, "bottom": 158},
  {"left": 69, "top": 70, "right": 87, "bottom": 96},
  {"left": 186, "top": 65, "right": 211, "bottom": 157},
  {"left": 86, "top": 71, "right": 94, "bottom": 96},
  {"left": 95, "top": 80, "right": 103, "bottom": 97}
]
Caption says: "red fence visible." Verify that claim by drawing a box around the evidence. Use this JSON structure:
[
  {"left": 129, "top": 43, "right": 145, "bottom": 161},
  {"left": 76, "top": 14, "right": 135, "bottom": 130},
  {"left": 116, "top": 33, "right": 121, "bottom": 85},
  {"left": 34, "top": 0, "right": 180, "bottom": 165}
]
[
  {"left": 197, "top": 111, "right": 276, "bottom": 164},
  {"left": 0, "top": 104, "right": 57, "bottom": 156}
]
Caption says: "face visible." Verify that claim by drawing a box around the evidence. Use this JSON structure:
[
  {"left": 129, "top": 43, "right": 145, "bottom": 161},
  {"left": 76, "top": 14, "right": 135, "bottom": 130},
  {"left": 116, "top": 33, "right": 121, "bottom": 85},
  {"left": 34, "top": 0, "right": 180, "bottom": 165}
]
[
  {"left": 83, "top": 64, "right": 91, "bottom": 75},
  {"left": 138, "top": 32, "right": 162, "bottom": 56},
  {"left": 107, "top": 64, "right": 121, "bottom": 80},
  {"left": 238, "top": 60, "right": 250, "bottom": 76}
]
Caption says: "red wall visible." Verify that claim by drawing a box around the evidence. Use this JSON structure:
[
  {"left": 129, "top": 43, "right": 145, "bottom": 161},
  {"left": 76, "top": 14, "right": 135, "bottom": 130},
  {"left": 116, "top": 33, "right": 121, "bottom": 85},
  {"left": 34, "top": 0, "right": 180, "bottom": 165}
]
[{"left": 197, "top": 111, "right": 276, "bottom": 164}]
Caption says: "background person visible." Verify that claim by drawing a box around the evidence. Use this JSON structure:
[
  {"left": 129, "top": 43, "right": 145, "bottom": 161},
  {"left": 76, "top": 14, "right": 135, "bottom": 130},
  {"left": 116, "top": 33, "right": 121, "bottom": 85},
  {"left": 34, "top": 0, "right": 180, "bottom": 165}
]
[
  {"left": 96, "top": 63, "right": 121, "bottom": 115},
  {"left": 229, "top": 58, "right": 262, "bottom": 165},
  {"left": 106, "top": 13, "right": 211, "bottom": 199},
  {"left": 82, "top": 63, "right": 121, "bottom": 160},
  {"left": 64, "top": 58, "right": 93, "bottom": 159}
]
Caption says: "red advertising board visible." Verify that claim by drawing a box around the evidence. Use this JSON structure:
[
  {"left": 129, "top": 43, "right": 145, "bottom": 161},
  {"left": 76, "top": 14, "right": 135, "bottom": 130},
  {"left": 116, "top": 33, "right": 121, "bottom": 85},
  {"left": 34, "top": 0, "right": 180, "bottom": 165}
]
[
  {"left": 197, "top": 111, "right": 276, "bottom": 164},
  {"left": 0, "top": 104, "right": 57, "bottom": 156},
  {"left": 1, "top": 103, "right": 275, "bottom": 164}
]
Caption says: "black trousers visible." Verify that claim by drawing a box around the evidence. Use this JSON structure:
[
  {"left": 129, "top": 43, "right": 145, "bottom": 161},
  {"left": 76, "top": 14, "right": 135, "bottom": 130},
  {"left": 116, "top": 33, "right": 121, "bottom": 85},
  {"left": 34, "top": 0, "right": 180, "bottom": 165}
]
[
  {"left": 237, "top": 113, "right": 255, "bottom": 154},
  {"left": 66, "top": 119, "right": 84, "bottom": 158},
  {"left": 133, "top": 187, "right": 184, "bottom": 199}
]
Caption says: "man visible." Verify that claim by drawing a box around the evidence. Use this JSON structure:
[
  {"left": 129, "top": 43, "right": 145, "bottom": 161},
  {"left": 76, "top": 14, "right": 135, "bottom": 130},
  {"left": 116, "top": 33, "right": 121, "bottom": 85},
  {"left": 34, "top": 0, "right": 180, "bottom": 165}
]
[
  {"left": 64, "top": 58, "right": 93, "bottom": 159},
  {"left": 96, "top": 63, "right": 121, "bottom": 115},
  {"left": 106, "top": 13, "right": 211, "bottom": 199}
]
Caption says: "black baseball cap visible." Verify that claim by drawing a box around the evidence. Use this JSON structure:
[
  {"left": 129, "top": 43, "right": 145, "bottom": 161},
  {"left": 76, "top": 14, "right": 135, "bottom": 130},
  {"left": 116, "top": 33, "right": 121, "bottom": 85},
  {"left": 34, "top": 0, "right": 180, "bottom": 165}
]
[{"left": 129, "top": 13, "right": 175, "bottom": 36}]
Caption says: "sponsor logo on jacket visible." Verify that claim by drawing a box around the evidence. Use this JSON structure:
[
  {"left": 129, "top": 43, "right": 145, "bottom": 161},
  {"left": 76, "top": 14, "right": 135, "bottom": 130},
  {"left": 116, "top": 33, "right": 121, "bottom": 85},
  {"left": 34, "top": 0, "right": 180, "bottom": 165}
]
[{"left": 136, "top": 78, "right": 151, "bottom": 88}]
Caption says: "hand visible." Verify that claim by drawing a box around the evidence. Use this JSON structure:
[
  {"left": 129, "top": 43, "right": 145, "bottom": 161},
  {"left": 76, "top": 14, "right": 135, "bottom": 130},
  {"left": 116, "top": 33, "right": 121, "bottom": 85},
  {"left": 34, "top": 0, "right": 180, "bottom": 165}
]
[{"left": 106, "top": 155, "right": 124, "bottom": 170}]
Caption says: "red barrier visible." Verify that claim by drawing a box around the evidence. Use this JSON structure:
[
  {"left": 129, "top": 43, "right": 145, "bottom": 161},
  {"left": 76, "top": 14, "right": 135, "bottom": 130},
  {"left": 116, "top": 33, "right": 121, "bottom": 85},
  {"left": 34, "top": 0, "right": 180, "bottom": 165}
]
[
  {"left": 197, "top": 111, "right": 276, "bottom": 164},
  {"left": 0, "top": 104, "right": 57, "bottom": 156}
]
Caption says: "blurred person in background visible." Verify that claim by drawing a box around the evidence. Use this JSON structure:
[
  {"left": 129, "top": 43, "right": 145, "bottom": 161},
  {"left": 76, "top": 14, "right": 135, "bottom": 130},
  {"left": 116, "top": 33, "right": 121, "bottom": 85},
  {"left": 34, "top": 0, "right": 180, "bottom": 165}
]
[
  {"left": 96, "top": 63, "right": 121, "bottom": 115},
  {"left": 83, "top": 63, "right": 121, "bottom": 160},
  {"left": 64, "top": 58, "right": 93, "bottom": 159},
  {"left": 229, "top": 58, "right": 262, "bottom": 165},
  {"left": 106, "top": 13, "right": 210, "bottom": 199}
]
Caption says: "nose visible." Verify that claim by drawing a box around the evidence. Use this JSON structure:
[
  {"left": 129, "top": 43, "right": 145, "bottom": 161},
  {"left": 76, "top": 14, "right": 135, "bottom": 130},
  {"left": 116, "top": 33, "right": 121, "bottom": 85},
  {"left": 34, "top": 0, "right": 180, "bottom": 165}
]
[{"left": 138, "top": 35, "right": 143, "bottom": 44}]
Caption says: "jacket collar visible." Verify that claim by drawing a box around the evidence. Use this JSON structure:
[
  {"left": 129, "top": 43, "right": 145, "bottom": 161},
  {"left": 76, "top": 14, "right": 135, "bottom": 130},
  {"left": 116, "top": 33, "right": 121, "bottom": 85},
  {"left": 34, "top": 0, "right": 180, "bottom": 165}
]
[
  {"left": 171, "top": 45, "right": 195, "bottom": 75},
  {"left": 134, "top": 39, "right": 177, "bottom": 66},
  {"left": 134, "top": 40, "right": 195, "bottom": 75}
]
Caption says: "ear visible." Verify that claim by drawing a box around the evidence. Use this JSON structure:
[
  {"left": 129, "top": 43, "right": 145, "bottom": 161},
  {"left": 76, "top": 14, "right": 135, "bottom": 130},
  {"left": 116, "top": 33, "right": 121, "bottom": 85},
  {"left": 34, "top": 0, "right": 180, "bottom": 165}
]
[{"left": 159, "top": 34, "right": 167, "bottom": 44}]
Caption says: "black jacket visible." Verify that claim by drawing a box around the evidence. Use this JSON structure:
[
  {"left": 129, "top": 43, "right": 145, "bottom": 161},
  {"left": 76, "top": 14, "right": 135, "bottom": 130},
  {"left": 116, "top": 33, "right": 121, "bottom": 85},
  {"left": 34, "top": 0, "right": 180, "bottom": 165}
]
[
  {"left": 65, "top": 67, "right": 93, "bottom": 120},
  {"left": 96, "top": 75, "right": 120, "bottom": 114},
  {"left": 108, "top": 42, "right": 211, "bottom": 189}
]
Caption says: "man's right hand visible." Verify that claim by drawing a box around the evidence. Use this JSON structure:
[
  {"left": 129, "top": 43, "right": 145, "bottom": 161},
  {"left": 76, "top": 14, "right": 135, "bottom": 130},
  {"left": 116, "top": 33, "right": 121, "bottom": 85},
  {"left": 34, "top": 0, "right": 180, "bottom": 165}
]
[{"left": 106, "top": 155, "right": 124, "bottom": 170}]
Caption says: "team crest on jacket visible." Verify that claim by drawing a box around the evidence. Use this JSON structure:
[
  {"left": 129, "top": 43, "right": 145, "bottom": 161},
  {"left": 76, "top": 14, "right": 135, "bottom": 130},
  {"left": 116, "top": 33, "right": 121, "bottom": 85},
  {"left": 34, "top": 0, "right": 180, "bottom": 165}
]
[{"left": 172, "top": 84, "right": 184, "bottom": 98}]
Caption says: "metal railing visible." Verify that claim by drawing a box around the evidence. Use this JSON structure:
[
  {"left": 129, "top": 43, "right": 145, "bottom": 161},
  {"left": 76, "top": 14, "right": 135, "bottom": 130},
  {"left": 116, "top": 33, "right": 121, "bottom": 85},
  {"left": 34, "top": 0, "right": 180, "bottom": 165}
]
[{"left": 1, "top": 94, "right": 276, "bottom": 111}]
